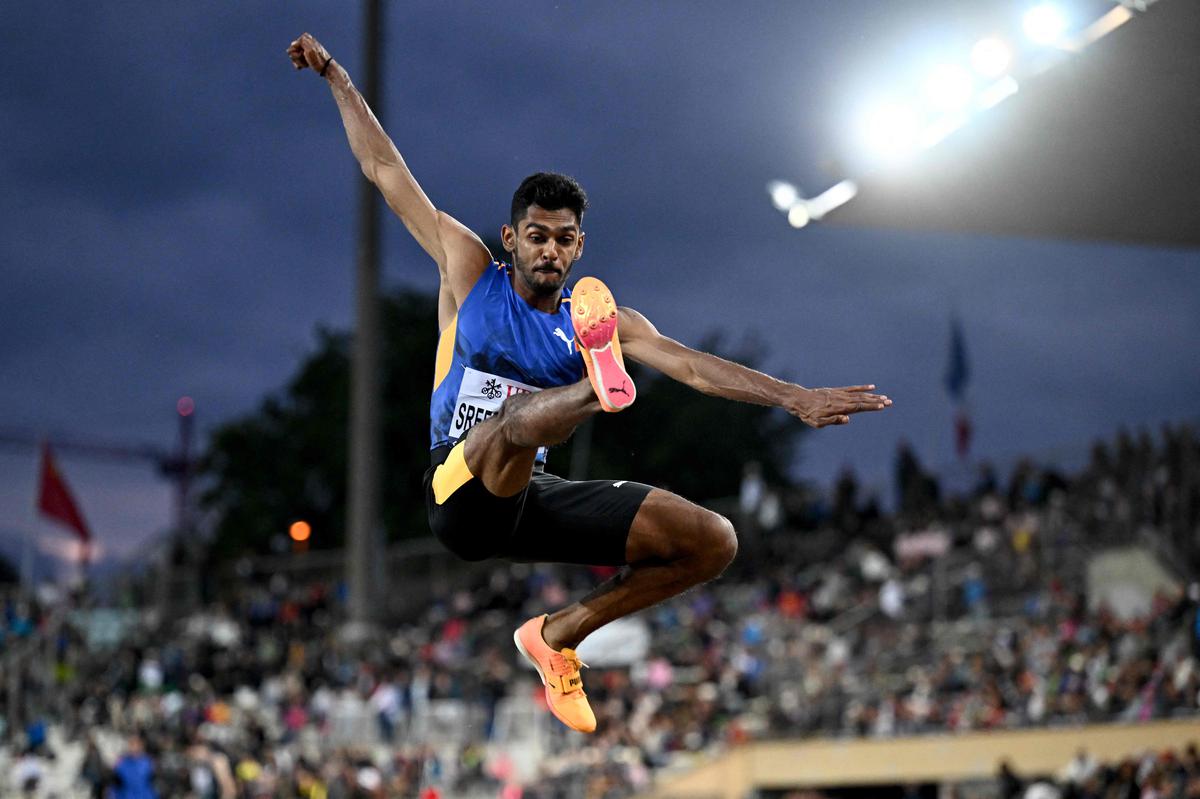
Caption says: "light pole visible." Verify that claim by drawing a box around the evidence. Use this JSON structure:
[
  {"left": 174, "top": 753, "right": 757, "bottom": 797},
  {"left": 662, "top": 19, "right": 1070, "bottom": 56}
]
[{"left": 346, "top": 0, "right": 385, "bottom": 629}]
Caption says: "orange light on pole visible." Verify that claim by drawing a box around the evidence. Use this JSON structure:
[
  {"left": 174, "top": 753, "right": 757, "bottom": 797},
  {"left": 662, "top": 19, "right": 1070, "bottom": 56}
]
[{"left": 289, "top": 520, "right": 311, "bottom": 542}]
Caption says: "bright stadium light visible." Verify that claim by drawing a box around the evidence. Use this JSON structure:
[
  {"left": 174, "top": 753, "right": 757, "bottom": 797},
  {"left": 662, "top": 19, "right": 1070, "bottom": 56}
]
[
  {"left": 977, "top": 75, "right": 1020, "bottom": 109},
  {"left": 787, "top": 203, "right": 811, "bottom": 228},
  {"left": 768, "top": 180, "right": 799, "bottom": 211},
  {"left": 860, "top": 102, "right": 922, "bottom": 161},
  {"left": 1060, "top": 5, "right": 1134, "bottom": 52},
  {"left": 924, "top": 64, "right": 975, "bottom": 111},
  {"left": 970, "top": 37, "right": 1012, "bottom": 77},
  {"left": 1023, "top": 4, "right": 1068, "bottom": 45},
  {"left": 920, "top": 114, "right": 968, "bottom": 149},
  {"left": 807, "top": 180, "right": 858, "bottom": 219}
]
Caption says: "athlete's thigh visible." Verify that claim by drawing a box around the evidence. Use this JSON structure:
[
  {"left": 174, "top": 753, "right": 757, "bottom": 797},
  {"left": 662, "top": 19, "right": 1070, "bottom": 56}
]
[
  {"left": 426, "top": 439, "right": 539, "bottom": 561},
  {"left": 460, "top": 409, "right": 540, "bottom": 498},
  {"left": 500, "top": 473, "right": 653, "bottom": 566},
  {"left": 623, "top": 488, "right": 725, "bottom": 563}
]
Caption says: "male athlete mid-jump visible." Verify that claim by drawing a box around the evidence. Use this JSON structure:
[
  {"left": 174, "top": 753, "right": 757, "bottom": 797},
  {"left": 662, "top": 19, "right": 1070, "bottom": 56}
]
[{"left": 289, "top": 33, "right": 891, "bottom": 733}]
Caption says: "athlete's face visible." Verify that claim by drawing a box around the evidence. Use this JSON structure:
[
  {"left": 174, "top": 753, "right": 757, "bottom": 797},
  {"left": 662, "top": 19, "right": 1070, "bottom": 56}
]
[{"left": 502, "top": 204, "right": 584, "bottom": 302}]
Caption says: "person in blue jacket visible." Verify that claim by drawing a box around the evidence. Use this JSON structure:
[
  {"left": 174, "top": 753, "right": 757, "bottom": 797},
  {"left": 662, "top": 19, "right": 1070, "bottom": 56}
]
[{"left": 112, "top": 735, "right": 157, "bottom": 799}]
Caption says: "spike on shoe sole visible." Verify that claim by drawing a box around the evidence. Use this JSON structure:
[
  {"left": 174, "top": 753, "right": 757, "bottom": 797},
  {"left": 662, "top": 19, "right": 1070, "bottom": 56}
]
[{"left": 571, "top": 277, "right": 635, "bottom": 412}]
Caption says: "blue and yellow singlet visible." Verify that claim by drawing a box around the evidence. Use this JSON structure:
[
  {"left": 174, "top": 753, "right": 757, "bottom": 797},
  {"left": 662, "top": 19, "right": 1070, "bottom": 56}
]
[{"left": 429, "top": 261, "right": 585, "bottom": 464}]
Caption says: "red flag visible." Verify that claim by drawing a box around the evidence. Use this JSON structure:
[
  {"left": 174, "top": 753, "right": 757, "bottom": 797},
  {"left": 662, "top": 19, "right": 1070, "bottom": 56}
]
[
  {"left": 955, "top": 410, "right": 973, "bottom": 460},
  {"left": 36, "top": 443, "right": 91, "bottom": 542}
]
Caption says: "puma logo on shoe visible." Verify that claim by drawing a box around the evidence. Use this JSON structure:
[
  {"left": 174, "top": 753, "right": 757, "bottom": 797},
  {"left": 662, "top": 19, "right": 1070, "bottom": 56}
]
[
  {"left": 608, "top": 382, "right": 630, "bottom": 396},
  {"left": 513, "top": 615, "right": 597, "bottom": 733}
]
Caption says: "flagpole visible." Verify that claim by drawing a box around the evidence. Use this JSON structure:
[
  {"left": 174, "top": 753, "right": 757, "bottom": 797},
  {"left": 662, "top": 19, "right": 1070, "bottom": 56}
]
[
  {"left": 21, "top": 513, "right": 35, "bottom": 601},
  {"left": 22, "top": 440, "right": 42, "bottom": 602},
  {"left": 78, "top": 537, "right": 90, "bottom": 596}
]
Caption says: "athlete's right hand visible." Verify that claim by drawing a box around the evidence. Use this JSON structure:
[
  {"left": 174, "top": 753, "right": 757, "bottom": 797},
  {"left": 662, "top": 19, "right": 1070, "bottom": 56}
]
[
  {"left": 287, "top": 33, "right": 333, "bottom": 76},
  {"left": 787, "top": 384, "right": 892, "bottom": 428}
]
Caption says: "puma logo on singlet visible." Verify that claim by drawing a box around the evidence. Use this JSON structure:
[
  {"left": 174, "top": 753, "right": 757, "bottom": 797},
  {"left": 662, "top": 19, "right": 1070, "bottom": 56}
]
[
  {"left": 608, "top": 382, "right": 630, "bottom": 396},
  {"left": 552, "top": 327, "right": 574, "bottom": 354}
]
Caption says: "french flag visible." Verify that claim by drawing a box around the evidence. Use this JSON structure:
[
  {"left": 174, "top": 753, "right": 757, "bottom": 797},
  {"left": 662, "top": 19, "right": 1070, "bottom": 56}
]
[{"left": 944, "top": 317, "right": 972, "bottom": 459}]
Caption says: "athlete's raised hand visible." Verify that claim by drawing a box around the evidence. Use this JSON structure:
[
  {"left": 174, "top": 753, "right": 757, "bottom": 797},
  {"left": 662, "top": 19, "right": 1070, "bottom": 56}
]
[
  {"left": 287, "top": 32, "right": 333, "bottom": 76},
  {"left": 788, "top": 385, "right": 892, "bottom": 428}
]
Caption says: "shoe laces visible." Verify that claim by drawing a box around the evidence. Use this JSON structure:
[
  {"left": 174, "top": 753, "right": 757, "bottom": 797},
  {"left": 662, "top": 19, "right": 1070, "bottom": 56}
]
[{"left": 548, "top": 650, "right": 587, "bottom": 685}]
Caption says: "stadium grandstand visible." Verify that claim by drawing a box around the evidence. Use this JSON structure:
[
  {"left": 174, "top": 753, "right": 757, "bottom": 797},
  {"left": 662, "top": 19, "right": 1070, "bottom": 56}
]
[{"left": 2, "top": 423, "right": 1198, "bottom": 797}]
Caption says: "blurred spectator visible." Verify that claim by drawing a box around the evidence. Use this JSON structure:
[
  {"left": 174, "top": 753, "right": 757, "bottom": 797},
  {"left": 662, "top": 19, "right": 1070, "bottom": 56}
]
[
  {"left": 11, "top": 748, "right": 44, "bottom": 796},
  {"left": 0, "top": 423, "right": 1198, "bottom": 799},
  {"left": 998, "top": 759, "right": 1024, "bottom": 799},
  {"left": 112, "top": 735, "right": 156, "bottom": 799},
  {"left": 79, "top": 733, "right": 107, "bottom": 798}
]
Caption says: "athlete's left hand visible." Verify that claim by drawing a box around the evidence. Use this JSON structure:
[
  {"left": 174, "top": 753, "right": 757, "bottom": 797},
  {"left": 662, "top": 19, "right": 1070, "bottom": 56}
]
[{"left": 787, "top": 385, "right": 892, "bottom": 428}]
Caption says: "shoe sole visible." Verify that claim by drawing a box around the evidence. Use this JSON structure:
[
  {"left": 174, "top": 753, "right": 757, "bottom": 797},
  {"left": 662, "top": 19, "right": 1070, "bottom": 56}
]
[
  {"left": 513, "top": 627, "right": 548, "bottom": 688},
  {"left": 571, "top": 277, "right": 635, "bottom": 412}
]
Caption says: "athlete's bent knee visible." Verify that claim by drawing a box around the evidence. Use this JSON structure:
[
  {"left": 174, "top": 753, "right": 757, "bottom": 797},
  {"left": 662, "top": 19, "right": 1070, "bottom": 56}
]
[
  {"left": 493, "top": 393, "right": 534, "bottom": 448},
  {"left": 695, "top": 511, "right": 738, "bottom": 579},
  {"left": 495, "top": 391, "right": 575, "bottom": 448}
]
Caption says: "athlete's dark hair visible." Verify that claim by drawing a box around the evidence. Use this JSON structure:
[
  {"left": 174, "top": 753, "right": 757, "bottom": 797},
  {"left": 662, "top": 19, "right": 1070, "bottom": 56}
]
[{"left": 510, "top": 172, "right": 589, "bottom": 227}]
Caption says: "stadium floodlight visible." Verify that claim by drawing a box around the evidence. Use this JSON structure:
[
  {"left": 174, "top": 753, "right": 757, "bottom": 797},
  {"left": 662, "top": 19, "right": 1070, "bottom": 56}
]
[
  {"left": 970, "top": 37, "right": 1012, "bottom": 77},
  {"left": 924, "top": 64, "right": 975, "bottom": 111},
  {"left": 1061, "top": 4, "right": 1134, "bottom": 52},
  {"left": 977, "top": 75, "right": 1020, "bottom": 109},
  {"left": 787, "top": 203, "right": 811, "bottom": 229},
  {"left": 920, "top": 114, "right": 968, "bottom": 149},
  {"left": 1023, "top": 4, "right": 1067, "bottom": 45},
  {"left": 860, "top": 102, "right": 922, "bottom": 161},
  {"left": 807, "top": 180, "right": 858, "bottom": 220},
  {"left": 768, "top": 180, "right": 799, "bottom": 212}
]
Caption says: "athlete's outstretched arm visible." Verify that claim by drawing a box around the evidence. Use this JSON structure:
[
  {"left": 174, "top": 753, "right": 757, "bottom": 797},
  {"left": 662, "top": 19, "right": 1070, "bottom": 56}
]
[
  {"left": 618, "top": 307, "right": 891, "bottom": 428},
  {"left": 287, "top": 33, "right": 489, "bottom": 321}
]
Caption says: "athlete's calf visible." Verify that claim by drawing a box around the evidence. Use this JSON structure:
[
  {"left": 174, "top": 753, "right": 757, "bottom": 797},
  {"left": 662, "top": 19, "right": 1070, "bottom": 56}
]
[{"left": 541, "top": 491, "right": 738, "bottom": 651}]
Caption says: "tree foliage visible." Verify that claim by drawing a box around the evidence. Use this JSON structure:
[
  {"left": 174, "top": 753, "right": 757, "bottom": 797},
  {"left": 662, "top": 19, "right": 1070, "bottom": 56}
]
[
  {"left": 201, "top": 290, "right": 437, "bottom": 559},
  {"left": 0, "top": 551, "right": 19, "bottom": 585},
  {"left": 571, "top": 333, "right": 799, "bottom": 499},
  {"left": 200, "top": 291, "right": 803, "bottom": 559}
]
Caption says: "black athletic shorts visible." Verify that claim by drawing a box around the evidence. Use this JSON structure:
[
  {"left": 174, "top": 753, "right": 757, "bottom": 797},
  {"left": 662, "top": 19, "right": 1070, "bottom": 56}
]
[{"left": 423, "top": 443, "right": 654, "bottom": 566}]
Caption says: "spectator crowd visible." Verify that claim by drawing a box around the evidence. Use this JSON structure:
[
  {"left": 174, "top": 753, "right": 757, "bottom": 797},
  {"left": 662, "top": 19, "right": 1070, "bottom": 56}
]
[{"left": 1, "top": 423, "right": 1197, "bottom": 798}]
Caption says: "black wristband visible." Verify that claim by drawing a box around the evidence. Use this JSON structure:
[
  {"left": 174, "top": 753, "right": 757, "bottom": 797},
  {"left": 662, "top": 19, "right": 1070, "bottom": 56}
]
[{"left": 320, "top": 56, "right": 333, "bottom": 77}]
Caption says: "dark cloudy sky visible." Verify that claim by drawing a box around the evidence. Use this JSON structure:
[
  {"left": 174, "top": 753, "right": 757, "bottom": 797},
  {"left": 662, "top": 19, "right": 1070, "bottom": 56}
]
[{"left": 2, "top": 1, "right": 1197, "bottom": 569}]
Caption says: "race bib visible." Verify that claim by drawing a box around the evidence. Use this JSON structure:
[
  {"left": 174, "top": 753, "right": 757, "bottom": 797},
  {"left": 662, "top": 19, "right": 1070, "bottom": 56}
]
[{"left": 448, "top": 367, "right": 541, "bottom": 440}]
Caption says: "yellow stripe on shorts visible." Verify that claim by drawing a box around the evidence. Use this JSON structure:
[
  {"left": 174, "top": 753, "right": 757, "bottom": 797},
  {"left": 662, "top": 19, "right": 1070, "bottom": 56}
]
[{"left": 432, "top": 441, "right": 474, "bottom": 505}]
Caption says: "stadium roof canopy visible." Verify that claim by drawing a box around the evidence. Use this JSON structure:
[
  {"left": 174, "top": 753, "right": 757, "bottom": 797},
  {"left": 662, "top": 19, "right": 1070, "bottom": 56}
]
[{"left": 827, "top": 0, "right": 1200, "bottom": 248}]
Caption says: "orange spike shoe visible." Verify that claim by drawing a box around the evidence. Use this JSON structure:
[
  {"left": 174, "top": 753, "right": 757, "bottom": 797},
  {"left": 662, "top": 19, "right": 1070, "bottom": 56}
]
[
  {"left": 571, "top": 276, "right": 635, "bottom": 412},
  {"left": 513, "top": 615, "right": 597, "bottom": 733}
]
